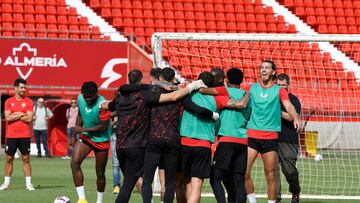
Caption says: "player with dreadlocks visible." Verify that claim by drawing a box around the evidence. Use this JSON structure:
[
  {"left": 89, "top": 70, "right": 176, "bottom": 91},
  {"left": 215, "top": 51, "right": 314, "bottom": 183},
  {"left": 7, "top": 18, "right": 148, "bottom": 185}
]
[{"left": 70, "top": 81, "right": 111, "bottom": 203}]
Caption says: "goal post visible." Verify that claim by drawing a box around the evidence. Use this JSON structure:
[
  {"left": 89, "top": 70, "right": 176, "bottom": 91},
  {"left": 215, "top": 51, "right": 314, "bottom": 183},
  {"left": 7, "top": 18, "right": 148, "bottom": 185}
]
[{"left": 152, "top": 33, "right": 360, "bottom": 200}]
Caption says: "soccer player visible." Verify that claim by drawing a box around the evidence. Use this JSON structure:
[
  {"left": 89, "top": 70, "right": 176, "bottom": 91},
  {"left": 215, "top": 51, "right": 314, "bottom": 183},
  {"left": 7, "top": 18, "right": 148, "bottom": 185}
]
[
  {"left": 245, "top": 60, "right": 301, "bottom": 203},
  {"left": 200, "top": 68, "right": 250, "bottom": 203},
  {"left": 102, "top": 69, "right": 207, "bottom": 203},
  {"left": 138, "top": 68, "right": 218, "bottom": 203},
  {"left": 0, "top": 78, "right": 35, "bottom": 191},
  {"left": 209, "top": 67, "right": 237, "bottom": 203},
  {"left": 275, "top": 73, "right": 302, "bottom": 203},
  {"left": 180, "top": 71, "right": 236, "bottom": 203},
  {"left": 70, "top": 81, "right": 111, "bottom": 203}
]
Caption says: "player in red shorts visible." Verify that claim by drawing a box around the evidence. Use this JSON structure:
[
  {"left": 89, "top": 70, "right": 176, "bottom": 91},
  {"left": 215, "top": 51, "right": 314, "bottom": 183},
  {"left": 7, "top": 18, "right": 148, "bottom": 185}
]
[{"left": 70, "top": 81, "right": 111, "bottom": 203}]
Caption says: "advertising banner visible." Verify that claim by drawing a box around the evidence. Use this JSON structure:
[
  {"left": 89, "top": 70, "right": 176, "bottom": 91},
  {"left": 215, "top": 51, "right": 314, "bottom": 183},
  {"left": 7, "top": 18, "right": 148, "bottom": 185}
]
[{"left": 0, "top": 38, "right": 128, "bottom": 89}]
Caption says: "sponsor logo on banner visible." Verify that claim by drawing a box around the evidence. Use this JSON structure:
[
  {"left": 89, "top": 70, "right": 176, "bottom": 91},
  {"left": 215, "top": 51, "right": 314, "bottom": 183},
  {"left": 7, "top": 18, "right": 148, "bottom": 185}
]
[
  {"left": 100, "top": 58, "right": 128, "bottom": 88},
  {"left": 0, "top": 43, "right": 67, "bottom": 79}
]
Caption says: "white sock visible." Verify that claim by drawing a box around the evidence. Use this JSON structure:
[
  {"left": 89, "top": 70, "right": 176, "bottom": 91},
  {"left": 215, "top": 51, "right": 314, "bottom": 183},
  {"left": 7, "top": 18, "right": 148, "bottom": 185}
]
[
  {"left": 96, "top": 191, "right": 103, "bottom": 203},
  {"left": 4, "top": 176, "right": 10, "bottom": 186},
  {"left": 76, "top": 186, "right": 86, "bottom": 199},
  {"left": 25, "top": 177, "right": 32, "bottom": 186},
  {"left": 247, "top": 193, "right": 257, "bottom": 203},
  {"left": 268, "top": 200, "right": 276, "bottom": 203}
]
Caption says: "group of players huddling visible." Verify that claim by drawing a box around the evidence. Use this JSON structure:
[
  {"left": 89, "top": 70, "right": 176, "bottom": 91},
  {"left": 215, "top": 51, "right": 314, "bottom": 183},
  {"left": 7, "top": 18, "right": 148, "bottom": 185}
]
[
  {"left": 67, "top": 59, "right": 301, "bottom": 203},
  {"left": 1, "top": 59, "right": 300, "bottom": 203}
]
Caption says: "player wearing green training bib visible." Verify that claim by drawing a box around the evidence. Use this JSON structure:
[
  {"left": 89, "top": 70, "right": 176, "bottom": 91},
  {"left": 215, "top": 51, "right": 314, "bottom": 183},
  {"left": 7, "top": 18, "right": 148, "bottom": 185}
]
[
  {"left": 245, "top": 60, "right": 301, "bottom": 203},
  {"left": 180, "top": 71, "right": 231, "bottom": 203},
  {"left": 70, "top": 81, "right": 111, "bottom": 203},
  {"left": 199, "top": 68, "right": 251, "bottom": 203}
]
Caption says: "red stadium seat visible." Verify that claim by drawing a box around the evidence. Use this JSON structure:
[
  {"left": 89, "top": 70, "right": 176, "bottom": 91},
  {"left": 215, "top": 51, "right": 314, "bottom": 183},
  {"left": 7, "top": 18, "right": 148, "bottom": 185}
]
[
  {"left": 163, "top": 2, "right": 173, "bottom": 10},
  {"left": 133, "top": 1, "right": 143, "bottom": 9},
  {"left": 155, "top": 19, "right": 165, "bottom": 28},
  {"left": 56, "top": 6, "right": 67, "bottom": 15},
  {"left": 215, "top": 13, "right": 226, "bottom": 21},
  {"left": 185, "top": 11, "right": 195, "bottom": 20},
  {"left": 174, "top": 2, "right": 184, "bottom": 11},
  {"left": 122, "top": 9, "right": 132, "bottom": 18},
  {"left": 154, "top": 10, "right": 164, "bottom": 19},
  {"left": 133, "top": 10, "right": 143, "bottom": 18},
  {"left": 214, "top": 4, "right": 225, "bottom": 12},
  {"left": 153, "top": 2, "right": 163, "bottom": 10},
  {"left": 143, "top": 10, "right": 153, "bottom": 18},
  {"left": 226, "top": 13, "right": 236, "bottom": 21},
  {"left": 143, "top": 1, "right": 152, "bottom": 10},
  {"left": 101, "top": 8, "right": 111, "bottom": 17},
  {"left": 174, "top": 11, "right": 186, "bottom": 20},
  {"left": 224, "top": 4, "right": 235, "bottom": 13},
  {"left": 164, "top": 11, "right": 175, "bottom": 19}
]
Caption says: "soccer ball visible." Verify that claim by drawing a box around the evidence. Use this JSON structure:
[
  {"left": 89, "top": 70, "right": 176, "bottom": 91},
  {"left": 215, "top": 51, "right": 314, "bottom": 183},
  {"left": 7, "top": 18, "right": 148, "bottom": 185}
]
[
  {"left": 314, "top": 154, "right": 323, "bottom": 161},
  {"left": 54, "top": 196, "right": 71, "bottom": 203}
]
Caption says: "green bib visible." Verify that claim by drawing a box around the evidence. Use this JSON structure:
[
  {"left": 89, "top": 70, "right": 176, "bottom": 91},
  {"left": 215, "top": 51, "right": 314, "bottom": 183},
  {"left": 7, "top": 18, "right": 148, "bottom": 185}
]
[
  {"left": 218, "top": 87, "right": 250, "bottom": 138},
  {"left": 180, "top": 92, "right": 217, "bottom": 143},
  {"left": 78, "top": 94, "right": 111, "bottom": 142},
  {"left": 247, "top": 83, "right": 281, "bottom": 132}
]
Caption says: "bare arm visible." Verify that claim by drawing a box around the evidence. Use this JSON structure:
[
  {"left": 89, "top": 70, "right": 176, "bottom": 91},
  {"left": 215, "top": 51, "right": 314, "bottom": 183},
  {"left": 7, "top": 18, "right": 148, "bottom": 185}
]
[
  {"left": 72, "top": 111, "right": 109, "bottom": 134},
  {"left": 4, "top": 110, "right": 24, "bottom": 122},
  {"left": 226, "top": 91, "right": 250, "bottom": 110},
  {"left": 282, "top": 99, "right": 301, "bottom": 131},
  {"left": 199, "top": 88, "right": 219, "bottom": 95},
  {"left": 20, "top": 111, "right": 33, "bottom": 123},
  {"left": 158, "top": 87, "right": 191, "bottom": 103},
  {"left": 281, "top": 111, "right": 293, "bottom": 121}
]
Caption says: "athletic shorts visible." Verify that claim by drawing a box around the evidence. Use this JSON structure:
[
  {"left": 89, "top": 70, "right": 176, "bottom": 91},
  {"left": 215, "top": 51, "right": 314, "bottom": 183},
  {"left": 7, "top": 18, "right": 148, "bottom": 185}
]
[
  {"left": 181, "top": 145, "right": 211, "bottom": 179},
  {"left": 248, "top": 138, "right": 278, "bottom": 154},
  {"left": 146, "top": 140, "right": 179, "bottom": 169},
  {"left": 213, "top": 142, "right": 248, "bottom": 173},
  {"left": 5, "top": 138, "right": 30, "bottom": 156},
  {"left": 117, "top": 147, "right": 145, "bottom": 177},
  {"left": 79, "top": 138, "right": 109, "bottom": 153}
]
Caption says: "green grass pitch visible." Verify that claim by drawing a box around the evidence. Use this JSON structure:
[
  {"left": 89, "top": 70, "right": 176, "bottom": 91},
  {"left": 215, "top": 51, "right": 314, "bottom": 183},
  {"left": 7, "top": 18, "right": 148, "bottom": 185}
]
[{"left": 0, "top": 154, "right": 359, "bottom": 203}]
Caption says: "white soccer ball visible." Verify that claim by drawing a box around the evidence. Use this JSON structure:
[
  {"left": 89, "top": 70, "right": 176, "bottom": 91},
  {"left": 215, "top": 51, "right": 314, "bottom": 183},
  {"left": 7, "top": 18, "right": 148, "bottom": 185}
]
[
  {"left": 54, "top": 196, "right": 71, "bottom": 203},
  {"left": 314, "top": 154, "right": 323, "bottom": 161}
]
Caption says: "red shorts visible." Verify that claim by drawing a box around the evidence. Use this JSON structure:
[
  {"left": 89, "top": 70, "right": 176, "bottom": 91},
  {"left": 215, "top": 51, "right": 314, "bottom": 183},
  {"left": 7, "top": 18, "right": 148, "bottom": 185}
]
[{"left": 79, "top": 134, "right": 110, "bottom": 152}]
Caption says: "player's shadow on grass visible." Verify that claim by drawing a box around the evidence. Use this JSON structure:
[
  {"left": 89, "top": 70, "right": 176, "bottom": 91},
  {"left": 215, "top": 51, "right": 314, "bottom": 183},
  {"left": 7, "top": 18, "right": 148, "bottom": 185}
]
[{"left": 34, "top": 185, "right": 67, "bottom": 190}]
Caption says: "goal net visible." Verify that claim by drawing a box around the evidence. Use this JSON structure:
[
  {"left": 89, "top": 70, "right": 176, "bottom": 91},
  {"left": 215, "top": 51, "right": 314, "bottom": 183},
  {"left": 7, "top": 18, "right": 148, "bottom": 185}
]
[{"left": 152, "top": 33, "right": 360, "bottom": 199}]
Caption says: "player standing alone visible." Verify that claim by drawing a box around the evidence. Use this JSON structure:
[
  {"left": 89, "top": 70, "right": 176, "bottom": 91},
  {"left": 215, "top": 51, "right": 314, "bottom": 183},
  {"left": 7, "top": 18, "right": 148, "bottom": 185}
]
[
  {"left": 245, "top": 60, "right": 301, "bottom": 203},
  {"left": 0, "top": 78, "right": 35, "bottom": 191},
  {"left": 70, "top": 81, "right": 111, "bottom": 203}
]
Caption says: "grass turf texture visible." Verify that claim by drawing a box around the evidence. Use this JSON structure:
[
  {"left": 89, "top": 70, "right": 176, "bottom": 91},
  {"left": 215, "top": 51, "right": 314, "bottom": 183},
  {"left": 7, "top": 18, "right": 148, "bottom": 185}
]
[{"left": 0, "top": 152, "right": 359, "bottom": 203}]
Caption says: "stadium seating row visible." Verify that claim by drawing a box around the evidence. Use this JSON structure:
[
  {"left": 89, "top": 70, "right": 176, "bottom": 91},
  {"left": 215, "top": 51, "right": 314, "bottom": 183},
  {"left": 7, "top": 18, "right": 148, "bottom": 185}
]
[
  {"left": 0, "top": 4, "right": 76, "bottom": 15},
  {"left": 1, "top": 14, "right": 89, "bottom": 25},
  {"left": 89, "top": 0, "right": 264, "bottom": 9},
  {"left": 0, "top": 0, "right": 66, "bottom": 5},
  {"left": 282, "top": 0, "right": 360, "bottom": 8},
  {"left": 118, "top": 21, "right": 296, "bottom": 33},
  {"left": 101, "top": 9, "right": 281, "bottom": 22}
]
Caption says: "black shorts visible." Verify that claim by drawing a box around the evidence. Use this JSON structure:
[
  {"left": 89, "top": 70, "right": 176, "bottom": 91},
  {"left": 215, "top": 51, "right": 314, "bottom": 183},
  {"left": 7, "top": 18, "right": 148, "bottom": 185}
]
[
  {"left": 213, "top": 142, "right": 248, "bottom": 173},
  {"left": 181, "top": 145, "right": 211, "bottom": 179},
  {"left": 147, "top": 140, "right": 179, "bottom": 169},
  {"left": 117, "top": 147, "right": 145, "bottom": 177},
  {"left": 79, "top": 138, "right": 108, "bottom": 153},
  {"left": 5, "top": 138, "right": 30, "bottom": 156},
  {"left": 248, "top": 138, "right": 278, "bottom": 154}
]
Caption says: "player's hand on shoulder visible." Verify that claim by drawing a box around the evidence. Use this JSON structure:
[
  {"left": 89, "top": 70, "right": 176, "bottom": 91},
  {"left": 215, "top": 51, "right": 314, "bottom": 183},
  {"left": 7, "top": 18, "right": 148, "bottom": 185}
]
[
  {"left": 212, "top": 112, "right": 220, "bottom": 121},
  {"left": 187, "top": 80, "right": 207, "bottom": 93}
]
